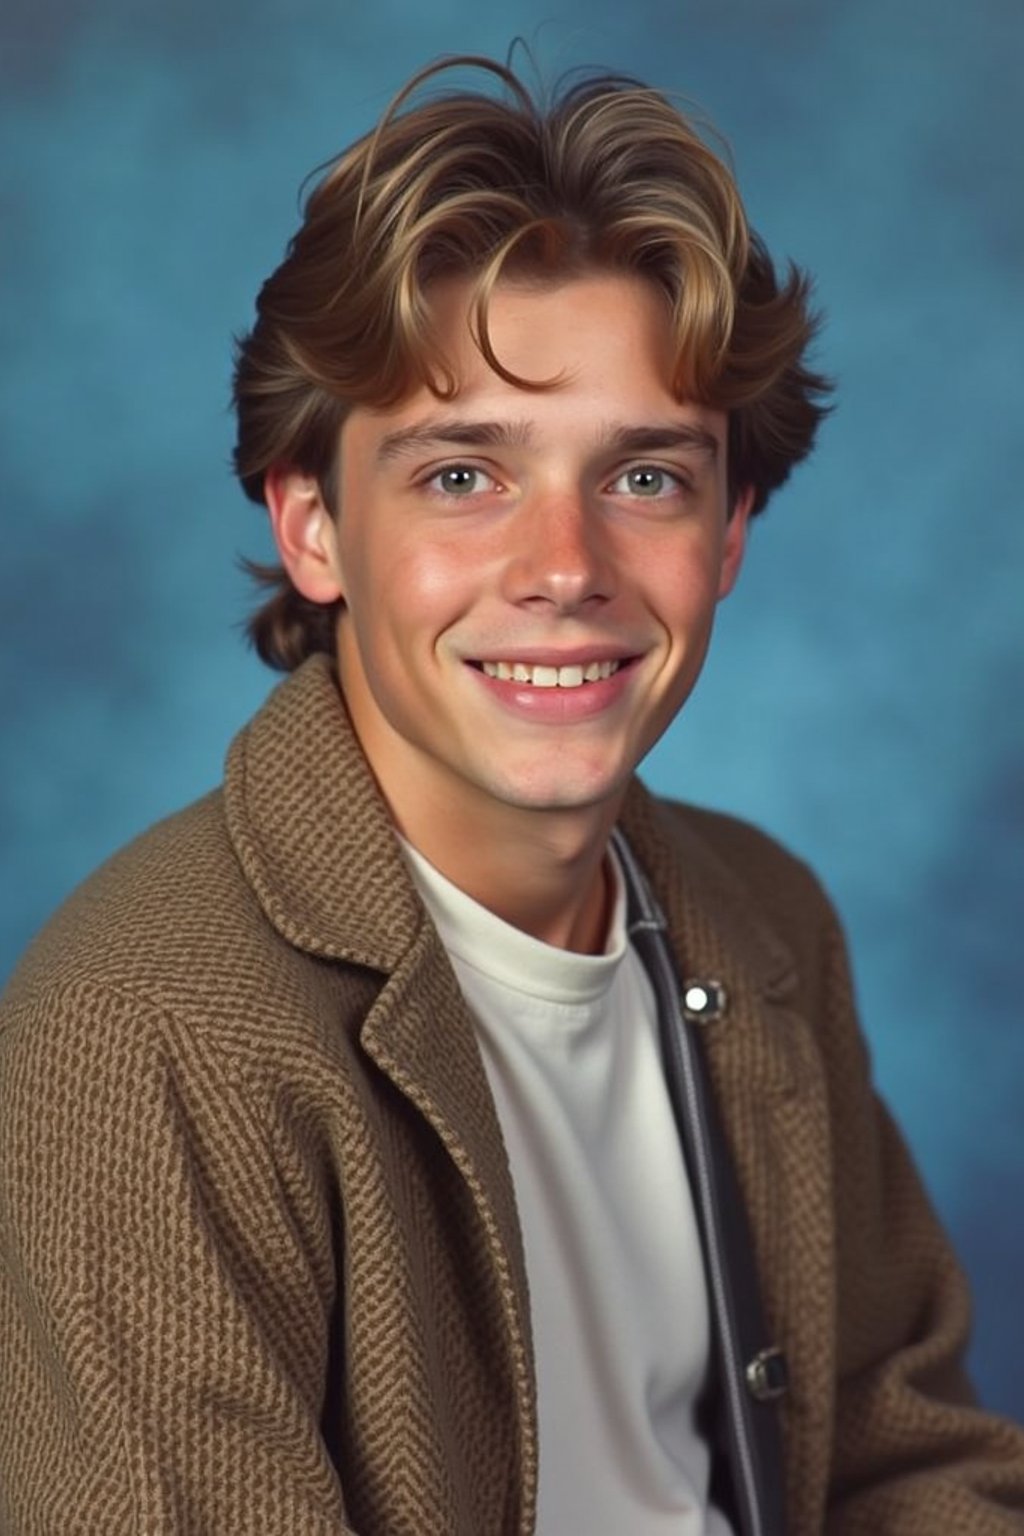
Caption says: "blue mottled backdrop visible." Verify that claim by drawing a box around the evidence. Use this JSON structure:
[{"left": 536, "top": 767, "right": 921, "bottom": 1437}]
[{"left": 2, "top": 0, "right": 1022, "bottom": 1417}]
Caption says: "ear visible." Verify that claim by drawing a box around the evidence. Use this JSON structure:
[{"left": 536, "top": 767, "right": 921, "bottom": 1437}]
[
  {"left": 264, "top": 464, "right": 345, "bottom": 604},
  {"left": 717, "top": 484, "right": 754, "bottom": 600}
]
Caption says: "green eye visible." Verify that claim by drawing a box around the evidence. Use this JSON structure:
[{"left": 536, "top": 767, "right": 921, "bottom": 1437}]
[
  {"left": 436, "top": 466, "right": 482, "bottom": 495},
  {"left": 611, "top": 466, "right": 681, "bottom": 497},
  {"left": 630, "top": 468, "right": 664, "bottom": 494}
]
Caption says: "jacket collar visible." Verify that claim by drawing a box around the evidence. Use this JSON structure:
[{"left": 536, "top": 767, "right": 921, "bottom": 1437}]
[{"left": 224, "top": 654, "right": 425, "bottom": 973}]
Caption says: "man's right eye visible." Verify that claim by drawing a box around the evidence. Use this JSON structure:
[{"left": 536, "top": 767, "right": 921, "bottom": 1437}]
[
  {"left": 420, "top": 460, "right": 509, "bottom": 497},
  {"left": 426, "top": 465, "right": 497, "bottom": 497}
]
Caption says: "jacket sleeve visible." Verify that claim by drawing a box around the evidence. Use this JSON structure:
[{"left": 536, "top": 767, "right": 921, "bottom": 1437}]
[
  {"left": 815, "top": 901, "right": 1024, "bottom": 1533},
  {"left": 0, "top": 979, "right": 357, "bottom": 1535}
]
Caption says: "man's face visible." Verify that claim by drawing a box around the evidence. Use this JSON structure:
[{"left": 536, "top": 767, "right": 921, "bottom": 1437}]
[{"left": 317, "top": 271, "right": 748, "bottom": 831}]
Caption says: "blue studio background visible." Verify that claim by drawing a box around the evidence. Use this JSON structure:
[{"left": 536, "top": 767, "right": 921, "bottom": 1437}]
[{"left": 2, "top": 0, "right": 1022, "bottom": 1418}]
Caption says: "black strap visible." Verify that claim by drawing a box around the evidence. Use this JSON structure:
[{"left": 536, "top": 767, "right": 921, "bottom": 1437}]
[{"left": 614, "top": 829, "right": 788, "bottom": 1536}]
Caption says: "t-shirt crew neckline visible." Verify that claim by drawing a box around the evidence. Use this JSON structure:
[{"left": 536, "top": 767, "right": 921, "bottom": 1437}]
[{"left": 398, "top": 837, "right": 628, "bottom": 1008}]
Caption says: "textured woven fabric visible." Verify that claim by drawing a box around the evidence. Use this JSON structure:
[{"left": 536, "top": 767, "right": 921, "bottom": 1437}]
[{"left": 2, "top": 654, "right": 1023, "bottom": 1534}]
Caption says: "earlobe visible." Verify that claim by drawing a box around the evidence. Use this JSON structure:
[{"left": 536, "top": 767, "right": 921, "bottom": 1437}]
[
  {"left": 264, "top": 464, "right": 345, "bottom": 604},
  {"left": 717, "top": 485, "right": 754, "bottom": 600}
]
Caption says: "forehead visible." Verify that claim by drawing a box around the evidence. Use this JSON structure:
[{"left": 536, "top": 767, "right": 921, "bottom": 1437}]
[
  {"left": 428, "top": 268, "right": 676, "bottom": 387},
  {"left": 343, "top": 269, "right": 726, "bottom": 452}
]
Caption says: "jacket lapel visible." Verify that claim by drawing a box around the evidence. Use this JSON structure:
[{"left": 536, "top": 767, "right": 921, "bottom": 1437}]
[{"left": 357, "top": 913, "right": 534, "bottom": 1342}]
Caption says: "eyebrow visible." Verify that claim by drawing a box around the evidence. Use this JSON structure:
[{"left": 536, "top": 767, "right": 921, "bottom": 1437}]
[
  {"left": 375, "top": 418, "right": 720, "bottom": 463},
  {"left": 601, "top": 423, "right": 720, "bottom": 460}
]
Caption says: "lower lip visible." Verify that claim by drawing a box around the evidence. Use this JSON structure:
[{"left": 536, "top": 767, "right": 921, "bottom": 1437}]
[{"left": 467, "top": 662, "right": 638, "bottom": 722}]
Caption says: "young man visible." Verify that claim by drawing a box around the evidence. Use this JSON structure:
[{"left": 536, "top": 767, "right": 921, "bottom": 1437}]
[{"left": 1, "top": 56, "right": 1022, "bottom": 1536}]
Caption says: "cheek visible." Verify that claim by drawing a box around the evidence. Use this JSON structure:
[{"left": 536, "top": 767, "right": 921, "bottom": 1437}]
[
  {"left": 637, "top": 535, "right": 725, "bottom": 622},
  {"left": 342, "top": 534, "right": 478, "bottom": 661},
  {"left": 393, "top": 519, "right": 502, "bottom": 615},
  {"left": 396, "top": 547, "right": 478, "bottom": 614}
]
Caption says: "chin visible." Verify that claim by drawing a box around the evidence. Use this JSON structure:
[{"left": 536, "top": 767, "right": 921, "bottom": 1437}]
[{"left": 487, "top": 767, "right": 631, "bottom": 816}]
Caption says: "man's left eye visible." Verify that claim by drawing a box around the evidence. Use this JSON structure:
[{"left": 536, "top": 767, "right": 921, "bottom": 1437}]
[{"left": 610, "top": 466, "right": 682, "bottom": 497}]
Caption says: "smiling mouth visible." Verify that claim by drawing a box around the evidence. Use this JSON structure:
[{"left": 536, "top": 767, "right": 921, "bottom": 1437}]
[{"left": 475, "top": 659, "right": 624, "bottom": 688}]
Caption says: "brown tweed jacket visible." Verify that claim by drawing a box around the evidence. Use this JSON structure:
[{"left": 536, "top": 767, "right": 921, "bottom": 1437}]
[{"left": 2, "top": 655, "right": 1023, "bottom": 1535}]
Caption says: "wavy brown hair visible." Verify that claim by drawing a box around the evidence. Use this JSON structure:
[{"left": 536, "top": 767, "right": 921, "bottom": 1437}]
[{"left": 234, "top": 55, "right": 831, "bottom": 671}]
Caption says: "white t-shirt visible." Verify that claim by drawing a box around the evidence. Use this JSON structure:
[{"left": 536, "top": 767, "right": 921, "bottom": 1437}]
[{"left": 402, "top": 840, "right": 733, "bottom": 1536}]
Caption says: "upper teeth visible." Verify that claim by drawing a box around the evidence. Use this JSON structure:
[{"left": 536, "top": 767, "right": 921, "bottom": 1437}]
[{"left": 480, "top": 660, "right": 621, "bottom": 687}]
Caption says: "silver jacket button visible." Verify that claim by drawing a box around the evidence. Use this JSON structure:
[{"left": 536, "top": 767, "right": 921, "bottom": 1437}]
[
  {"left": 681, "top": 978, "right": 728, "bottom": 1023},
  {"left": 746, "top": 1346, "right": 789, "bottom": 1402}
]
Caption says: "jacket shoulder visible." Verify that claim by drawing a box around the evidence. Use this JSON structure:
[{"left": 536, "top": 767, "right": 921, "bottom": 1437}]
[
  {"left": 0, "top": 788, "right": 374, "bottom": 1052},
  {"left": 3, "top": 791, "right": 249, "bottom": 1010},
  {"left": 652, "top": 795, "right": 836, "bottom": 929},
  {"left": 1, "top": 789, "right": 384, "bottom": 1107}
]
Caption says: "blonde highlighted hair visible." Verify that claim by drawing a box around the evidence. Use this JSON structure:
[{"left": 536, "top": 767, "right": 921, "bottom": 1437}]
[{"left": 234, "top": 55, "right": 831, "bottom": 671}]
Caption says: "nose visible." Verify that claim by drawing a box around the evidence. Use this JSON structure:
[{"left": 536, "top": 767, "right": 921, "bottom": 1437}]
[{"left": 502, "top": 487, "right": 614, "bottom": 614}]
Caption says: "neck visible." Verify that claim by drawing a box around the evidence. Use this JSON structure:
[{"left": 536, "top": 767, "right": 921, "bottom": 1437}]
[
  {"left": 369, "top": 764, "right": 621, "bottom": 956},
  {"left": 405, "top": 790, "right": 621, "bottom": 954}
]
